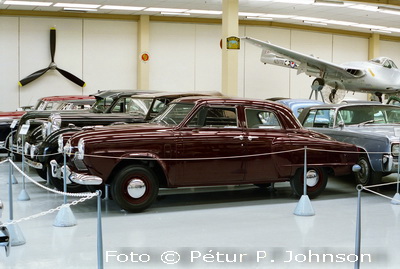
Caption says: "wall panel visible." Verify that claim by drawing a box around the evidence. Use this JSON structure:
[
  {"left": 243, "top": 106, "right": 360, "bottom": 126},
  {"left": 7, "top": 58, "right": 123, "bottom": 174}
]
[
  {"left": 83, "top": 19, "right": 137, "bottom": 94},
  {"left": 241, "top": 26, "right": 291, "bottom": 99},
  {"left": 149, "top": 22, "right": 196, "bottom": 91},
  {"left": 194, "top": 24, "right": 222, "bottom": 92},
  {"left": 0, "top": 17, "right": 19, "bottom": 110}
]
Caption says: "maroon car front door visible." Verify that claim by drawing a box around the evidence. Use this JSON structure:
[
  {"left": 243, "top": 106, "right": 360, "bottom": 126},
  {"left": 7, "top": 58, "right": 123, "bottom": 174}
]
[
  {"left": 174, "top": 106, "right": 246, "bottom": 186},
  {"left": 243, "top": 107, "right": 292, "bottom": 182}
]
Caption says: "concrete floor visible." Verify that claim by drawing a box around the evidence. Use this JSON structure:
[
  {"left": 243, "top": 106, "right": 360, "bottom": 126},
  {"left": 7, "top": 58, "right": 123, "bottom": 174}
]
[{"left": 0, "top": 158, "right": 399, "bottom": 269}]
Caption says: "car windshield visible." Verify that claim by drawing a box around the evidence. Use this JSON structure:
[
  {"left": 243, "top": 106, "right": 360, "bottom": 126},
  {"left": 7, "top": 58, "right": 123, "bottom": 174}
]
[
  {"left": 151, "top": 103, "right": 194, "bottom": 126},
  {"left": 90, "top": 97, "right": 113, "bottom": 113},
  {"left": 126, "top": 98, "right": 154, "bottom": 117},
  {"left": 338, "top": 105, "right": 400, "bottom": 125},
  {"left": 36, "top": 101, "right": 64, "bottom": 111}
]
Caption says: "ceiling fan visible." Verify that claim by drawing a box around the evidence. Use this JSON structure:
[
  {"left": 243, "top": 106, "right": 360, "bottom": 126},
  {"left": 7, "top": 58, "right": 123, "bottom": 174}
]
[{"left": 18, "top": 27, "right": 86, "bottom": 87}]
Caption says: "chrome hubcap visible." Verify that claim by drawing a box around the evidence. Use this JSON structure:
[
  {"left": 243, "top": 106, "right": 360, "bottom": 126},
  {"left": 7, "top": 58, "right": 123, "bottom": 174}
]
[
  {"left": 127, "top": 179, "right": 146, "bottom": 199},
  {"left": 306, "top": 170, "right": 319, "bottom": 187}
]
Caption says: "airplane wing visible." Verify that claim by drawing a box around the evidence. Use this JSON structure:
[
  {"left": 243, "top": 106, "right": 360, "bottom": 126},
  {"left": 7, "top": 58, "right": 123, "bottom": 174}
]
[{"left": 243, "top": 37, "right": 359, "bottom": 79}]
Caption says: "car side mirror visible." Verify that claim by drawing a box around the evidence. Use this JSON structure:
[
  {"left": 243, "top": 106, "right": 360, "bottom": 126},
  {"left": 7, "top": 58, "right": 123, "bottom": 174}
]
[
  {"left": 338, "top": 121, "right": 344, "bottom": 130},
  {"left": 0, "top": 200, "right": 10, "bottom": 257}
]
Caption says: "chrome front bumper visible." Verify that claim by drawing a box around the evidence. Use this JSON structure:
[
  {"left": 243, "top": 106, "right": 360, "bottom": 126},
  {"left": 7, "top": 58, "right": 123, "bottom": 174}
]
[
  {"left": 25, "top": 158, "right": 43, "bottom": 170},
  {"left": 50, "top": 159, "right": 102, "bottom": 185}
]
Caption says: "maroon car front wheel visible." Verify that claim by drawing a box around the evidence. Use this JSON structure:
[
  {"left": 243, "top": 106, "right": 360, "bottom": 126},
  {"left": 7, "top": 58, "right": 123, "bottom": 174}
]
[{"left": 111, "top": 165, "right": 159, "bottom": 212}]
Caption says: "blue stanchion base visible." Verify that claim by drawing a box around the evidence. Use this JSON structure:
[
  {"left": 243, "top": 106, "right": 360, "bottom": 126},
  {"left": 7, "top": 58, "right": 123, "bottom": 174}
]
[
  {"left": 17, "top": 189, "right": 30, "bottom": 201},
  {"left": 7, "top": 175, "right": 18, "bottom": 184},
  {"left": 53, "top": 206, "right": 77, "bottom": 227},
  {"left": 294, "top": 195, "right": 315, "bottom": 216},
  {"left": 391, "top": 192, "right": 400, "bottom": 205},
  {"left": 7, "top": 222, "right": 26, "bottom": 246}
]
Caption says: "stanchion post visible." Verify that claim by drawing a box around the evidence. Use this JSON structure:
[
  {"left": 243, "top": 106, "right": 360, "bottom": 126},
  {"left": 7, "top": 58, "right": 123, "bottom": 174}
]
[
  {"left": 391, "top": 150, "right": 400, "bottom": 205},
  {"left": 354, "top": 185, "right": 363, "bottom": 269},
  {"left": 294, "top": 146, "right": 315, "bottom": 216},
  {"left": 97, "top": 190, "right": 104, "bottom": 269},
  {"left": 53, "top": 150, "right": 77, "bottom": 227},
  {"left": 7, "top": 158, "right": 26, "bottom": 246},
  {"left": 8, "top": 132, "right": 17, "bottom": 184},
  {"left": 63, "top": 150, "right": 67, "bottom": 204},
  {"left": 18, "top": 134, "right": 30, "bottom": 201}
]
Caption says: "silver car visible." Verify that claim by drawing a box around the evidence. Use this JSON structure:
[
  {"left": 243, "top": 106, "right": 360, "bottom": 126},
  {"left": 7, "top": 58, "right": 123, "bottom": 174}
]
[{"left": 298, "top": 103, "right": 400, "bottom": 185}]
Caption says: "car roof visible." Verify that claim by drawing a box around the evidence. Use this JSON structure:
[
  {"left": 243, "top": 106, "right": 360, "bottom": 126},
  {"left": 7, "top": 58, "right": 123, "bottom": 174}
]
[
  {"left": 276, "top": 98, "right": 325, "bottom": 106},
  {"left": 173, "top": 96, "right": 283, "bottom": 107},
  {"left": 91, "top": 90, "right": 160, "bottom": 99},
  {"left": 130, "top": 91, "right": 222, "bottom": 99},
  {"left": 39, "top": 95, "right": 95, "bottom": 101}
]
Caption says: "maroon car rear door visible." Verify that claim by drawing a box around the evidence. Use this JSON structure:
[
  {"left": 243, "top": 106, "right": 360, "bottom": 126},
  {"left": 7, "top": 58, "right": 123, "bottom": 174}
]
[{"left": 174, "top": 105, "right": 246, "bottom": 186}]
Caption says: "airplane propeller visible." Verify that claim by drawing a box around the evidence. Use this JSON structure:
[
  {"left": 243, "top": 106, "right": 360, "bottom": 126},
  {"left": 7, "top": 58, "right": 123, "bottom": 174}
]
[{"left": 19, "top": 28, "right": 86, "bottom": 87}]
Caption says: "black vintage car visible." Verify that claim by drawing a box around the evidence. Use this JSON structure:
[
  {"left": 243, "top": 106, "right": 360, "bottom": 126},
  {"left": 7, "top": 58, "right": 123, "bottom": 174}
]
[{"left": 21, "top": 91, "right": 221, "bottom": 192}]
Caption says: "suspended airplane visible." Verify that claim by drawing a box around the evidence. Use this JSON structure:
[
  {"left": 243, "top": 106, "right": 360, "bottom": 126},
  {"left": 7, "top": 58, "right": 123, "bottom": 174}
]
[
  {"left": 19, "top": 28, "right": 86, "bottom": 87},
  {"left": 243, "top": 36, "right": 400, "bottom": 103}
]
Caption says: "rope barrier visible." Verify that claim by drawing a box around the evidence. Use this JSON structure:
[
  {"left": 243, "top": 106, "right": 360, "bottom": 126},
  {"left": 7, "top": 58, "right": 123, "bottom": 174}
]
[
  {"left": 361, "top": 182, "right": 400, "bottom": 203},
  {"left": 8, "top": 158, "right": 95, "bottom": 198},
  {"left": 0, "top": 194, "right": 97, "bottom": 228}
]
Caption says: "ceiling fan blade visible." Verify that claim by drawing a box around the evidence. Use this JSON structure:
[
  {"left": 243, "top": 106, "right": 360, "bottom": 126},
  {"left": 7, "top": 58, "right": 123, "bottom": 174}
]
[
  {"left": 19, "top": 67, "right": 50, "bottom": 86},
  {"left": 56, "top": 67, "right": 86, "bottom": 87},
  {"left": 50, "top": 27, "right": 56, "bottom": 62}
]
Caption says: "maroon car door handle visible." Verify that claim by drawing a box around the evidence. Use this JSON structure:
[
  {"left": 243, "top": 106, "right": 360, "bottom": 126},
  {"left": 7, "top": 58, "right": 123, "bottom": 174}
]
[{"left": 233, "top": 135, "right": 244, "bottom": 140}]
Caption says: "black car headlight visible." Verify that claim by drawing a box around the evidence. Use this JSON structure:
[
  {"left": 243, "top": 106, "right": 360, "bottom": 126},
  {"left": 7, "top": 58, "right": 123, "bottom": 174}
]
[{"left": 58, "top": 134, "right": 64, "bottom": 153}]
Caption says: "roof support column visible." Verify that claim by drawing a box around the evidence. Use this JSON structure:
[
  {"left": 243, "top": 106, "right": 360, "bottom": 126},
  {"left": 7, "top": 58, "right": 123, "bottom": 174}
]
[
  {"left": 368, "top": 33, "right": 380, "bottom": 60},
  {"left": 221, "top": 0, "right": 239, "bottom": 96},
  {"left": 138, "top": 15, "right": 150, "bottom": 90},
  {"left": 368, "top": 33, "right": 380, "bottom": 100}
]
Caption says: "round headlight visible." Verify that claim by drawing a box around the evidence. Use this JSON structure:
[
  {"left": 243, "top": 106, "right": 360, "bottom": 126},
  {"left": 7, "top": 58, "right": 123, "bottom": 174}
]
[
  {"left": 76, "top": 138, "right": 85, "bottom": 160},
  {"left": 41, "top": 122, "right": 49, "bottom": 139},
  {"left": 49, "top": 113, "right": 62, "bottom": 133},
  {"left": 392, "top": 143, "right": 399, "bottom": 157},
  {"left": 64, "top": 140, "right": 73, "bottom": 156},
  {"left": 58, "top": 134, "right": 64, "bottom": 153},
  {"left": 24, "top": 142, "right": 30, "bottom": 155}
]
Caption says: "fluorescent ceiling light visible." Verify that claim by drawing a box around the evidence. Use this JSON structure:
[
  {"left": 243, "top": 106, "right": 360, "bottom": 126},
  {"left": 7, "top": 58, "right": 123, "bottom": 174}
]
[
  {"left": 323, "top": 20, "right": 355, "bottom": 26},
  {"left": 314, "top": 0, "right": 347, "bottom": 7},
  {"left": 246, "top": 16, "right": 273, "bottom": 20},
  {"left": 292, "top": 16, "right": 324, "bottom": 22},
  {"left": 63, "top": 8, "right": 97, "bottom": 12},
  {"left": 54, "top": 3, "right": 100, "bottom": 9},
  {"left": 386, "top": 27, "right": 400, "bottom": 33},
  {"left": 271, "top": 0, "right": 313, "bottom": 4},
  {"left": 371, "top": 29, "right": 392, "bottom": 34},
  {"left": 238, "top": 12, "right": 265, "bottom": 17},
  {"left": 263, "top": 14, "right": 293, "bottom": 19},
  {"left": 303, "top": 21, "right": 327, "bottom": 26},
  {"left": 378, "top": 7, "right": 400, "bottom": 16},
  {"left": 352, "top": 24, "right": 385, "bottom": 29},
  {"left": 100, "top": 5, "right": 145, "bottom": 11},
  {"left": 4, "top": 1, "right": 52, "bottom": 6},
  {"left": 145, "top": 7, "right": 188, "bottom": 13},
  {"left": 187, "top": 9, "right": 222, "bottom": 15},
  {"left": 348, "top": 4, "right": 378, "bottom": 12},
  {"left": 161, "top": 12, "right": 190, "bottom": 16}
]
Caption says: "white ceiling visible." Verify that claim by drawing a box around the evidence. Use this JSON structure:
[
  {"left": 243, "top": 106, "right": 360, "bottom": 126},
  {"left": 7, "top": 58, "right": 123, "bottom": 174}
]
[{"left": 2, "top": 0, "right": 400, "bottom": 36}]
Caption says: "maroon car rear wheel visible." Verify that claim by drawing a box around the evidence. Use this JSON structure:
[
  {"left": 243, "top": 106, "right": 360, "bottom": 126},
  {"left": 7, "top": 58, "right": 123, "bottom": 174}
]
[
  {"left": 290, "top": 167, "right": 327, "bottom": 198},
  {"left": 111, "top": 165, "right": 159, "bottom": 212}
]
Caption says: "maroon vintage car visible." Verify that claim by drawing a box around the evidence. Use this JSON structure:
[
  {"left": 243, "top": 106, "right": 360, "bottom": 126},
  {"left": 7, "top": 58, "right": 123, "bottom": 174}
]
[{"left": 58, "top": 97, "right": 360, "bottom": 212}]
